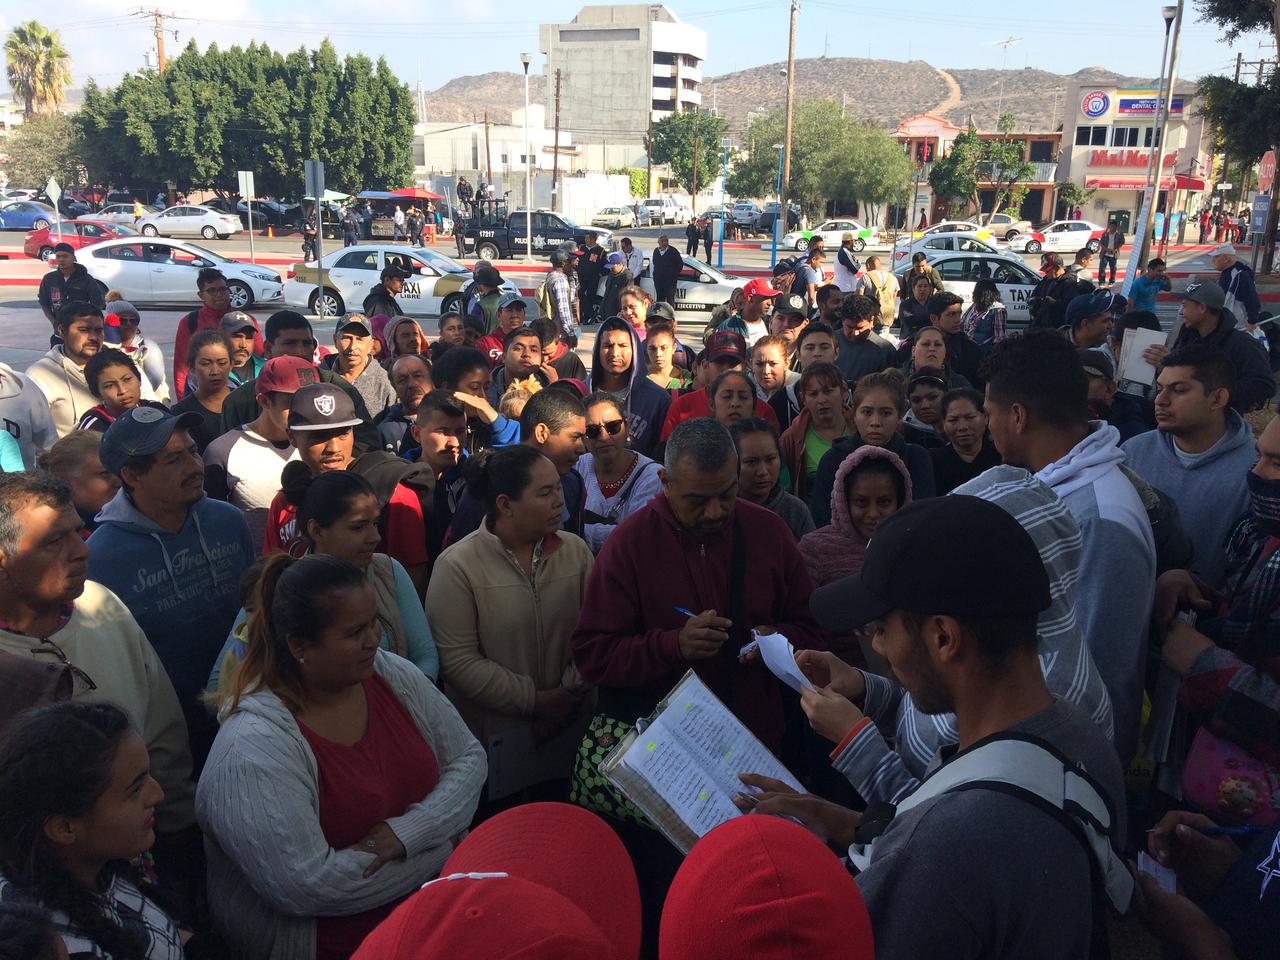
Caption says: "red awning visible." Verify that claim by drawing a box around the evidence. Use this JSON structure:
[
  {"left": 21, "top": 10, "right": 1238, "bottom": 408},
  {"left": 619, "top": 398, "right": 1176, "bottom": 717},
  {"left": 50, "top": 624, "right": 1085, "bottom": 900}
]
[
  {"left": 1084, "top": 175, "right": 1205, "bottom": 191},
  {"left": 390, "top": 186, "right": 445, "bottom": 201}
]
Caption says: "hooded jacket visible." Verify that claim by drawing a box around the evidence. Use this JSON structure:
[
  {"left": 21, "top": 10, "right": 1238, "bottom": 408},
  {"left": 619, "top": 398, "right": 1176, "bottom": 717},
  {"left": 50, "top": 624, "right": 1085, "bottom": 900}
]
[
  {"left": 799, "top": 446, "right": 912, "bottom": 589},
  {"left": 37, "top": 263, "right": 104, "bottom": 320},
  {"left": 1122, "top": 410, "right": 1257, "bottom": 588},
  {"left": 0, "top": 361, "right": 57, "bottom": 467},
  {"left": 570, "top": 494, "right": 824, "bottom": 752},
  {"left": 588, "top": 318, "right": 673, "bottom": 458},
  {"left": 779, "top": 405, "right": 859, "bottom": 504},
  {"left": 379, "top": 316, "right": 428, "bottom": 368},
  {"left": 196, "top": 650, "right": 486, "bottom": 960},
  {"left": 1173, "top": 316, "right": 1274, "bottom": 413},
  {"left": 1221, "top": 260, "right": 1261, "bottom": 328},
  {"left": 86, "top": 490, "right": 254, "bottom": 762},
  {"left": 1035, "top": 422, "right": 1155, "bottom": 762},
  {"left": 27, "top": 346, "right": 157, "bottom": 439},
  {"left": 810, "top": 432, "right": 936, "bottom": 527}
]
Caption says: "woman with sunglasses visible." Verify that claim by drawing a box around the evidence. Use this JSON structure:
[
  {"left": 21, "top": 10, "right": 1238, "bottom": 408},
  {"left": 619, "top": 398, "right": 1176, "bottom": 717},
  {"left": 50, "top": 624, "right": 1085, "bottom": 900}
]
[
  {"left": 104, "top": 298, "right": 170, "bottom": 403},
  {"left": 578, "top": 393, "right": 661, "bottom": 553},
  {"left": 427, "top": 445, "right": 593, "bottom": 813}
]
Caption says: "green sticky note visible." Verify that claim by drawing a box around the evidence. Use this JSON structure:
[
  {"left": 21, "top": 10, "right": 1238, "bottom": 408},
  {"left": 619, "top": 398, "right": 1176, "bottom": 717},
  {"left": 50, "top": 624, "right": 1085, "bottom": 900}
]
[
  {"left": 685, "top": 702, "right": 693, "bottom": 711},
  {"left": 647, "top": 742, "right": 657, "bottom": 752},
  {"left": 724, "top": 750, "right": 732, "bottom": 759},
  {"left": 699, "top": 790, "right": 709, "bottom": 801}
]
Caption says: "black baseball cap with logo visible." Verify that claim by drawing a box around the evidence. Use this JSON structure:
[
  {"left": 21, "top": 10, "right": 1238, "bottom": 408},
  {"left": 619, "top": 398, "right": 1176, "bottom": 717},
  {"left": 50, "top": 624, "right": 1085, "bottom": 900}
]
[
  {"left": 287, "top": 383, "right": 363, "bottom": 432},
  {"left": 772, "top": 294, "right": 808, "bottom": 319},
  {"left": 810, "top": 496, "right": 1051, "bottom": 630}
]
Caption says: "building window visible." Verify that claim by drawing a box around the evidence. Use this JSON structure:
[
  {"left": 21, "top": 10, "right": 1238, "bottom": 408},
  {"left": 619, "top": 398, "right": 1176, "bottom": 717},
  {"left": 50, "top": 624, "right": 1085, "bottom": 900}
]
[
  {"left": 653, "top": 75, "right": 675, "bottom": 89},
  {"left": 653, "top": 52, "right": 676, "bottom": 65},
  {"left": 1111, "top": 126, "right": 1139, "bottom": 147},
  {"left": 1028, "top": 140, "right": 1054, "bottom": 161},
  {"left": 1075, "top": 126, "right": 1091, "bottom": 146},
  {"left": 652, "top": 100, "right": 671, "bottom": 112},
  {"left": 1143, "top": 126, "right": 1163, "bottom": 147},
  {"left": 500, "top": 153, "right": 508, "bottom": 164}
]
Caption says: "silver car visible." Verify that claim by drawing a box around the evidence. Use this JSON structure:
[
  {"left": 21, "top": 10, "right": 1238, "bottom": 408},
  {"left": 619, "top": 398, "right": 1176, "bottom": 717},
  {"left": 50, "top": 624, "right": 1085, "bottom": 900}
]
[
  {"left": 137, "top": 204, "right": 243, "bottom": 240},
  {"left": 96, "top": 203, "right": 160, "bottom": 225}
]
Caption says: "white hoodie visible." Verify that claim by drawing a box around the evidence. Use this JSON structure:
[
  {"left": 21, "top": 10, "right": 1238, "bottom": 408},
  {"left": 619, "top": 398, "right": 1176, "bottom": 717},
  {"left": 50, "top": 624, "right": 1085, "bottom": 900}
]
[
  {"left": 0, "top": 361, "right": 57, "bottom": 466},
  {"left": 26, "top": 346, "right": 157, "bottom": 439}
]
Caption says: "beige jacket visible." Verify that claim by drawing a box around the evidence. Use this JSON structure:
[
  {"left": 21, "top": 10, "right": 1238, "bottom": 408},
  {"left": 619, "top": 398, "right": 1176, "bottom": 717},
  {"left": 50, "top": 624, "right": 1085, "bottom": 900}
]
[
  {"left": 428, "top": 522, "right": 593, "bottom": 747},
  {"left": 27, "top": 346, "right": 157, "bottom": 438},
  {"left": 0, "top": 581, "right": 195, "bottom": 831}
]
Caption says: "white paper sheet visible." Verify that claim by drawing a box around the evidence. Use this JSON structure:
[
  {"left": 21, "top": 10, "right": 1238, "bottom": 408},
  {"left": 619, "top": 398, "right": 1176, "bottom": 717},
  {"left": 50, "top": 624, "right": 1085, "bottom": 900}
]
[
  {"left": 754, "top": 630, "right": 815, "bottom": 694},
  {"left": 1137, "top": 851, "right": 1178, "bottom": 894},
  {"left": 1117, "top": 327, "right": 1167, "bottom": 386}
]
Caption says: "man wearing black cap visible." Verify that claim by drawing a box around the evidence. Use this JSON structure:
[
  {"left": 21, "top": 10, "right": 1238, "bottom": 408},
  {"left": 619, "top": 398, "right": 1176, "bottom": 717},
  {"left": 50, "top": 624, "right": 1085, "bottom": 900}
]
[
  {"left": 320, "top": 313, "right": 396, "bottom": 419},
  {"left": 38, "top": 242, "right": 104, "bottom": 331},
  {"left": 1028, "top": 253, "right": 1082, "bottom": 330},
  {"left": 362, "top": 262, "right": 411, "bottom": 318},
  {"left": 599, "top": 251, "right": 633, "bottom": 321},
  {"left": 738, "top": 495, "right": 1127, "bottom": 960},
  {"left": 89, "top": 406, "right": 254, "bottom": 769},
  {"left": 545, "top": 247, "right": 582, "bottom": 342},
  {"left": 469, "top": 264, "right": 506, "bottom": 334},
  {"left": 651, "top": 234, "right": 683, "bottom": 307},
  {"left": 475, "top": 292, "right": 528, "bottom": 366},
  {"left": 1062, "top": 291, "right": 1114, "bottom": 349}
]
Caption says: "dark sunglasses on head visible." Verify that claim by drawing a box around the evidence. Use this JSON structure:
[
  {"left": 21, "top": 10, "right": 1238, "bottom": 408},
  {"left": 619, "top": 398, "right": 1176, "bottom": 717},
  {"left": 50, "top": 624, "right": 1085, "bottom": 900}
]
[{"left": 585, "top": 419, "right": 625, "bottom": 440}]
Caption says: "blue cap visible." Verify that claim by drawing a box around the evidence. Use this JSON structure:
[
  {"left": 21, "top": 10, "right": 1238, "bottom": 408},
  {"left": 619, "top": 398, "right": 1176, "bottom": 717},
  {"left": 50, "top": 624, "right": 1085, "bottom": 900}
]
[
  {"left": 1065, "top": 291, "right": 1115, "bottom": 328},
  {"left": 606, "top": 251, "right": 625, "bottom": 266},
  {"left": 99, "top": 406, "right": 203, "bottom": 476}
]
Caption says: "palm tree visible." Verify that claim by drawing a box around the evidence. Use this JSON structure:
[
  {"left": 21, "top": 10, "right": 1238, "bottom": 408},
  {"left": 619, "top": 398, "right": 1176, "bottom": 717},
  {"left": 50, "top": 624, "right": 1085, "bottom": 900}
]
[{"left": 5, "top": 20, "right": 72, "bottom": 117}]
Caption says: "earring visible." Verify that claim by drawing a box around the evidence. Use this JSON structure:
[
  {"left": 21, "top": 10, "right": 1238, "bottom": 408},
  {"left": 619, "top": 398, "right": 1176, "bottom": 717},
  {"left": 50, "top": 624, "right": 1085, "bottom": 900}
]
[{"left": 296, "top": 656, "right": 306, "bottom": 664}]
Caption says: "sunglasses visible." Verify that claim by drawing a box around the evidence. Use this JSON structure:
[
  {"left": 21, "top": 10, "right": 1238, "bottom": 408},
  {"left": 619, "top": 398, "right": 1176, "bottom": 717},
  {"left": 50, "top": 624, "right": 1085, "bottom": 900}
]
[
  {"left": 585, "top": 419, "right": 625, "bottom": 440},
  {"left": 31, "top": 639, "right": 98, "bottom": 692}
]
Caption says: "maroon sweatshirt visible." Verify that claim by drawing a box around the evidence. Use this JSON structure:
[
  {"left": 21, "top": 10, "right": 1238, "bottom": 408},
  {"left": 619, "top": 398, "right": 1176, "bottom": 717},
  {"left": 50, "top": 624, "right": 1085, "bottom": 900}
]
[{"left": 570, "top": 493, "right": 824, "bottom": 751}]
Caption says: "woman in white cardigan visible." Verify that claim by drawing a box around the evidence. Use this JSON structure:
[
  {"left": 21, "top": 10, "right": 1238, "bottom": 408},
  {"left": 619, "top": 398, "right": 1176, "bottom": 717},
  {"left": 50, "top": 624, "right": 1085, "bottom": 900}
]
[{"left": 197, "top": 553, "right": 485, "bottom": 960}]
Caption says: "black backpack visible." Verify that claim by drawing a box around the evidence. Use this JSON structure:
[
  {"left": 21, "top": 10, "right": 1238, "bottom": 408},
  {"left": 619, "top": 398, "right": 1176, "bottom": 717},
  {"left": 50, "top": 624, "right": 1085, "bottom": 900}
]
[{"left": 348, "top": 451, "right": 436, "bottom": 541}]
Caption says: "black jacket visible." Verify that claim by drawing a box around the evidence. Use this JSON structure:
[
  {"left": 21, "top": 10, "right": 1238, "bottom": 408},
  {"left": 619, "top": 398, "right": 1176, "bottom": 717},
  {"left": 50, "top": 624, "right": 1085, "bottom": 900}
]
[
  {"left": 652, "top": 245, "right": 683, "bottom": 285},
  {"left": 600, "top": 268, "right": 634, "bottom": 320},
  {"left": 1028, "top": 272, "right": 1082, "bottom": 330},
  {"left": 1175, "top": 315, "right": 1275, "bottom": 412},
  {"left": 362, "top": 283, "right": 404, "bottom": 318},
  {"left": 577, "top": 244, "right": 607, "bottom": 294},
  {"left": 37, "top": 264, "right": 104, "bottom": 320},
  {"left": 810, "top": 432, "right": 937, "bottom": 526}
]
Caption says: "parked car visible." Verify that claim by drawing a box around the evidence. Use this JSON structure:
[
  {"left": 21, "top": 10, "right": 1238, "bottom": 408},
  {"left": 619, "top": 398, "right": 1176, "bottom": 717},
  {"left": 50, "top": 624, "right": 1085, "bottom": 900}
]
[
  {"left": 730, "top": 201, "right": 761, "bottom": 229},
  {"left": 634, "top": 254, "right": 742, "bottom": 315},
  {"left": 893, "top": 231, "right": 1002, "bottom": 265},
  {"left": 982, "top": 211, "right": 1036, "bottom": 240},
  {"left": 895, "top": 250, "right": 1042, "bottom": 330},
  {"left": 592, "top": 206, "right": 636, "bottom": 229},
  {"left": 642, "top": 197, "right": 686, "bottom": 225},
  {"left": 1005, "top": 219, "right": 1105, "bottom": 254},
  {"left": 24, "top": 219, "right": 138, "bottom": 260},
  {"left": 77, "top": 237, "right": 282, "bottom": 309},
  {"left": 757, "top": 201, "right": 803, "bottom": 235},
  {"left": 0, "top": 200, "right": 58, "bottom": 232},
  {"left": 630, "top": 203, "right": 653, "bottom": 227},
  {"left": 2, "top": 188, "right": 38, "bottom": 200},
  {"left": 205, "top": 197, "right": 267, "bottom": 230},
  {"left": 893, "top": 221, "right": 992, "bottom": 247},
  {"left": 670, "top": 200, "right": 695, "bottom": 223},
  {"left": 136, "top": 204, "right": 243, "bottom": 240},
  {"left": 35, "top": 193, "right": 90, "bottom": 219},
  {"left": 96, "top": 202, "right": 161, "bottom": 225},
  {"left": 463, "top": 207, "right": 612, "bottom": 261},
  {"left": 783, "top": 218, "right": 880, "bottom": 253},
  {"left": 284, "top": 244, "right": 519, "bottom": 318}
]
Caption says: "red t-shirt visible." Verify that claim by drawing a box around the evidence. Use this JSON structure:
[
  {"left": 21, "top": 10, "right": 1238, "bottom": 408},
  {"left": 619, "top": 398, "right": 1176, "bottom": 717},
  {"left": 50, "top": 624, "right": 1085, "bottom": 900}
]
[
  {"left": 659, "top": 389, "right": 779, "bottom": 440},
  {"left": 475, "top": 334, "right": 504, "bottom": 367},
  {"left": 262, "top": 484, "right": 429, "bottom": 568},
  {"left": 298, "top": 673, "right": 440, "bottom": 960}
]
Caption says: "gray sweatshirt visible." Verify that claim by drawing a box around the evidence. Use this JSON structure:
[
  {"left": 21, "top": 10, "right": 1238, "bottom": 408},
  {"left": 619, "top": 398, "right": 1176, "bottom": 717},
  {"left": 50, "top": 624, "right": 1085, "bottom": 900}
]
[
  {"left": 196, "top": 650, "right": 486, "bottom": 960},
  {"left": 1121, "top": 411, "right": 1257, "bottom": 588}
]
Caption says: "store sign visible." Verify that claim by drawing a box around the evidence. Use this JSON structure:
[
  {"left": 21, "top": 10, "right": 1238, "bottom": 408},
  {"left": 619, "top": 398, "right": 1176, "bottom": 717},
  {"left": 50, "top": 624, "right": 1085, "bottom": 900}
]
[
  {"left": 1088, "top": 149, "right": 1178, "bottom": 169},
  {"left": 1116, "top": 89, "right": 1184, "bottom": 115},
  {"left": 1080, "top": 90, "right": 1111, "bottom": 118}
]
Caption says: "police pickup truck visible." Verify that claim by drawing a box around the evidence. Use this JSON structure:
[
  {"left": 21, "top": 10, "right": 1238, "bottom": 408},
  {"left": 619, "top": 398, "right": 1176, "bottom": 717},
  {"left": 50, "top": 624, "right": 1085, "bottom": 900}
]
[{"left": 462, "top": 201, "right": 613, "bottom": 260}]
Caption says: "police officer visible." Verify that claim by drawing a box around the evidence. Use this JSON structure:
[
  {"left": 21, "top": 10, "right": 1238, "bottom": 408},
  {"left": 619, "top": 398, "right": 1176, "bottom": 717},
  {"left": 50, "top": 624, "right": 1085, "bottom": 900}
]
[{"left": 301, "top": 205, "right": 318, "bottom": 260}]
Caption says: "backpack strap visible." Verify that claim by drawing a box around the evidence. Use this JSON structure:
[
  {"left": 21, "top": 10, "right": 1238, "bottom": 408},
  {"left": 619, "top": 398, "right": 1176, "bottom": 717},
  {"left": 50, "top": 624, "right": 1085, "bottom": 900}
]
[{"left": 848, "top": 732, "right": 1133, "bottom": 915}]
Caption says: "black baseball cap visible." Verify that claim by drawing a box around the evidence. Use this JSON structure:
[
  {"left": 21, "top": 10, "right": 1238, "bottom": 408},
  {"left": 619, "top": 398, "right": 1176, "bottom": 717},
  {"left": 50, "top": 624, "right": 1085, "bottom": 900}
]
[
  {"left": 773, "top": 293, "right": 807, "bottom": 318},
  {"left": 99, "top": 407, "right": 203, "bottom": 476},
  {"left": 646, "top": 302, "right": 676, "bottom": 323},
  {"left": 288, "top": 383, "right": 363, "bottom": 431},
  {"left": 382, "top": 262, "right": 413, "bottom": 280},
  {"left": 810, "top": 496, "right": 1051, "bottom": 630}
]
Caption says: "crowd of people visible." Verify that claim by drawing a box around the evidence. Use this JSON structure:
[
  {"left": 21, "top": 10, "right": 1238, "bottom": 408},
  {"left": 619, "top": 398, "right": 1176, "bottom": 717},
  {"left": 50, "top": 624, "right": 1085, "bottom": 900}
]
[{"left": 0, "top": 224, "right": 1276, "bottom": 960}]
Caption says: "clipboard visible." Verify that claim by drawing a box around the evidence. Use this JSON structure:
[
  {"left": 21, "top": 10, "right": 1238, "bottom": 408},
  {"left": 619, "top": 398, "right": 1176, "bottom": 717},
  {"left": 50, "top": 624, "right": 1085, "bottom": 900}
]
[{"left": 600, "top": 670, "right": 802, "bottom": 853}]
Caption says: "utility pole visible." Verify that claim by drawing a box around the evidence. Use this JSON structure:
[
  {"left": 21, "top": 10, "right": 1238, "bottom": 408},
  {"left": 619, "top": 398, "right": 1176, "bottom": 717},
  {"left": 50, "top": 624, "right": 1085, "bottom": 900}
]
[
  {"left": 779, "top": 0, "right": 799, "bottom": 241},
  {"left": 551, "top": 70, "right": 562, "bottom": 211},
  {"left": 153, "top": 10, "right": 166, "bottom": 73},
  {"left": 483, "top": 112, "right": 493, "bottom": 189},
  {"left": 1129, "top": 2, "right": 1182, "bottom": 286},
  {"left": 646, "top": 112, "right": 653, "bottom": 196},
  {"left": 691, "top": 107, "right": 700, "bottom": 214}
]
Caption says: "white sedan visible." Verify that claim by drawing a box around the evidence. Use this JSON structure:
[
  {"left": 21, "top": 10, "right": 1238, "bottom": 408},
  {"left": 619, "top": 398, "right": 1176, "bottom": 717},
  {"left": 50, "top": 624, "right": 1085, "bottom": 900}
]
[
  {"left": 96, "top": 202, "right": 160, "bottom": 225},
  {"left": 896, "top": 251, "right": 1042, "bottom": 329},
  {"left": 284, "top": 244, "right": 519, "bottom": 318},
  {"left": 892, "top": 231, "right": 1002, "bottom": 266},
  {"left": 137, "top": 204, "right": 243, "bottom": 240},
  {"left": 893, "top": 220, "right": 990, "bottom": 247},
  {"left": 1006, "top": 219, "right": 1105, "bottom": 254},
  {"left": 783, "top": 218, "right": 880, "bottom": 253},
  {"left": 592, "top": 206, "right": 636, "bottom": 229},
  {"left": 77, "top": 237, "right": 282, "bottom": 309},
  {"left": 635, "top": 255, "right": 742, "bottom": 315}
]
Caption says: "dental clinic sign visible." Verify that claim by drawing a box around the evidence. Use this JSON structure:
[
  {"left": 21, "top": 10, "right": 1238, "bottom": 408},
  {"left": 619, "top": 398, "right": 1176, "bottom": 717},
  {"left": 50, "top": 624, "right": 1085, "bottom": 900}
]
[{"left": 1116, "top": 89, "right": 1184, "bottom": 116}]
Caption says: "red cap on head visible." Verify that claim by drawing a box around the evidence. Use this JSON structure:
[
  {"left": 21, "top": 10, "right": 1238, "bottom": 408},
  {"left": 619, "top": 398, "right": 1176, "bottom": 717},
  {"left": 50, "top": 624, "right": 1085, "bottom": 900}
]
[
  {"left": 351, "top": 803, "right": 641, "bottom": 960},
  {"left": 659, "top": 815, "right": 875, "bottom": 960},
  {"left": 255, "top": 355, "right": 318, "bottom": 395},
  {"left": 742, "top": 277, "right": 782, "bottom": 300}
]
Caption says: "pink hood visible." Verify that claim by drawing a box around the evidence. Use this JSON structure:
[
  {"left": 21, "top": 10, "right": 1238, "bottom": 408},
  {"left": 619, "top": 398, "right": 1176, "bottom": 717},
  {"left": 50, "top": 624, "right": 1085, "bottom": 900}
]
[{"left": 798, "top": 444, "right": 913, "bottom": 588}]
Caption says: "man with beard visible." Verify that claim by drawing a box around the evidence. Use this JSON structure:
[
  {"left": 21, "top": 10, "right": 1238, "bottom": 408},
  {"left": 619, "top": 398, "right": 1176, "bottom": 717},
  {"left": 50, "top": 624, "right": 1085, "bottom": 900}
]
[
  {"left": 834, "top": 294, "right": 896, "bottom": 383},
  {"left": 735, "top": 495, "right": 1127, "bottom": 960},
  {"left": 88, "top": 407, "right": 254, "bottom": 770}
]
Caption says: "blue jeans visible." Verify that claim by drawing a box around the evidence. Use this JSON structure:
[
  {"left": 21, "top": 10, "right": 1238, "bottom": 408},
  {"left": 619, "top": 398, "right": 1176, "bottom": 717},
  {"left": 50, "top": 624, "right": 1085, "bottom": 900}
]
[{"left": 1099, "top": 254, "right": 1117, "bottom": 283}]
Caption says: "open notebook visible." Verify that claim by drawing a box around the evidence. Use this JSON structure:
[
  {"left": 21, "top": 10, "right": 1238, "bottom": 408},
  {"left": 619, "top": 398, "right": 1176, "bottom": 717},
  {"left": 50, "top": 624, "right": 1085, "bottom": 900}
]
[{"left": 601, "top": 670, "right": 803, "bottom": 853}]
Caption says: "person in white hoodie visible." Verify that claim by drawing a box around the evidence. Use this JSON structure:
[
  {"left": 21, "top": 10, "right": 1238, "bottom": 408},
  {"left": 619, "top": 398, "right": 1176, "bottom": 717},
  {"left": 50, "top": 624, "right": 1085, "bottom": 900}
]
[
  {"left": 0, "top": 361, "right": 57, "bottom": 467},
  {"left": 983, "top": 330, "right": 1155, "bottom": 763},
  {"left": 27, "top": 302, "right": 155, "bottom": 439}
]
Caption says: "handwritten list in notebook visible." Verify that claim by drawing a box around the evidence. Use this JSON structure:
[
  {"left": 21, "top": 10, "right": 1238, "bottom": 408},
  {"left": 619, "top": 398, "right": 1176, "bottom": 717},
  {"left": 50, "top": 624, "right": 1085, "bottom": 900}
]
[{"left": 604, "top": 671, "right": 803, "bottom": 852}]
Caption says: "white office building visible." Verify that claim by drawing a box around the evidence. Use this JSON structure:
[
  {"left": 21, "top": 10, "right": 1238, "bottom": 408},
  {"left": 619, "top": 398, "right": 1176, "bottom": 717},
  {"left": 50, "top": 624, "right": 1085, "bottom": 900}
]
[{"left": 539, "top": 4, "right": 707, "bottom": 144}]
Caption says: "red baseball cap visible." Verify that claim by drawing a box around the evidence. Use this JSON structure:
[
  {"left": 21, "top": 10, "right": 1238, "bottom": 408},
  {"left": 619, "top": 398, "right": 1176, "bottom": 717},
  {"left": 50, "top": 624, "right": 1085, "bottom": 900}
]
[
  {"left": 742, "top": 277, "right": 782, "bottom": 300},
  {"left": 351, "top": 803, "right": 641, "bottom": 960},
  {"left": 659, "top": 815, "right": 875, "bottom": 959},
  {"left": 255, "top": 355, "right": 319, "bottom": 395},
  {"left": 705, "top": 329, "right": 748, "bottom": 364}
]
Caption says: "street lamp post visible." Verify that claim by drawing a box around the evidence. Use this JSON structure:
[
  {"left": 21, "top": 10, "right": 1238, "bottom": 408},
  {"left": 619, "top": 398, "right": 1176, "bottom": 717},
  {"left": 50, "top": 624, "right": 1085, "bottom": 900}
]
[
  {"left": 770, "top": 143, "right": 784, "bottom": 267},
  {"left": 520, "top": 52, "right": 533, "bottom": 263},
  {"left": 718, "top": 136, "right": 730, "bottom": 268}
]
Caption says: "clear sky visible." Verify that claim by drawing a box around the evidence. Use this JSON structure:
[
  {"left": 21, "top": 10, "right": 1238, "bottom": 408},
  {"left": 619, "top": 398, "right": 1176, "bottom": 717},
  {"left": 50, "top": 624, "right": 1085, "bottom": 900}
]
[{"left": 0, "top": 0, "right": 1265, "bottom": 98}]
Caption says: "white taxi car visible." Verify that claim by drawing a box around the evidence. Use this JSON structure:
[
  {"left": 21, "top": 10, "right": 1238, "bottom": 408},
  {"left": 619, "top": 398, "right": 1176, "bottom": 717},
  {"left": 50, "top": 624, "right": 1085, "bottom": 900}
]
[
  {"left": 783, "top": 218, "right": 880, "bottom": 253},
  {"left": 893, "top": 231, "right": 1002, "bottom": 266},
  {"left": 284, "top": 244, "right": 518, "bottom": 318},
  {"left": 893, "top": 220, "right": 992, "bottom": 248},
  {"left": 77, "top": 237, "right": 282, "bottom": 309},
  {"left": 634, "top": 255, "right": 742, "bottom": 315},
  {"left": 1006, "top": 219, "right": 1105, "bottom": 254},
  {"left": 896, "top": 251, "right": 1041, "bottom": 330}
]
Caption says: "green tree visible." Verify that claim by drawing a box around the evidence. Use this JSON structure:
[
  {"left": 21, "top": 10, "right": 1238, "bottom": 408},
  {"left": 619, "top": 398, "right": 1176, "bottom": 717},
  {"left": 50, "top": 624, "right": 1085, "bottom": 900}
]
[
  {"left": 1053, "top": 180, "right": 1096, "bottom": 214},
  {"left": 4, "top": 20, "right": 71, "bottom": 116},
  {"left": 648, "top": 109, "right": 728, "bottom": 206},
  {"left": 927, "top": 126, "right": 984, "bottom": 216},
  {"left": 0, "top": 112, "right": 81, "bottom": 185},
  {"left": 928, "top": 115, "right": 1035, "bottom": 218}
]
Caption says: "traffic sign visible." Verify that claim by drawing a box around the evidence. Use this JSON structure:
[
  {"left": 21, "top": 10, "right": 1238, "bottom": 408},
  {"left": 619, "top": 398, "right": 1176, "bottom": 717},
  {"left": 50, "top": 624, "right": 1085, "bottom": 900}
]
[
  {"left": 1216, "top": 183, "right": 1233, "bottom": 191},
  {"left": 237, "top": 170, "right": 256, "bottom": 198},
  {"left": 1251, "top": 194, "right": 1271, "bottom": 235},
  {"left": 1260, "top": 150, "right": 1276, "bottom": 194},
  {"left": 304, "top": 160, "right": 325, "bottom": 200},
  {"left": 44, "top": 178, "right": 61, "bottom": 204}
]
